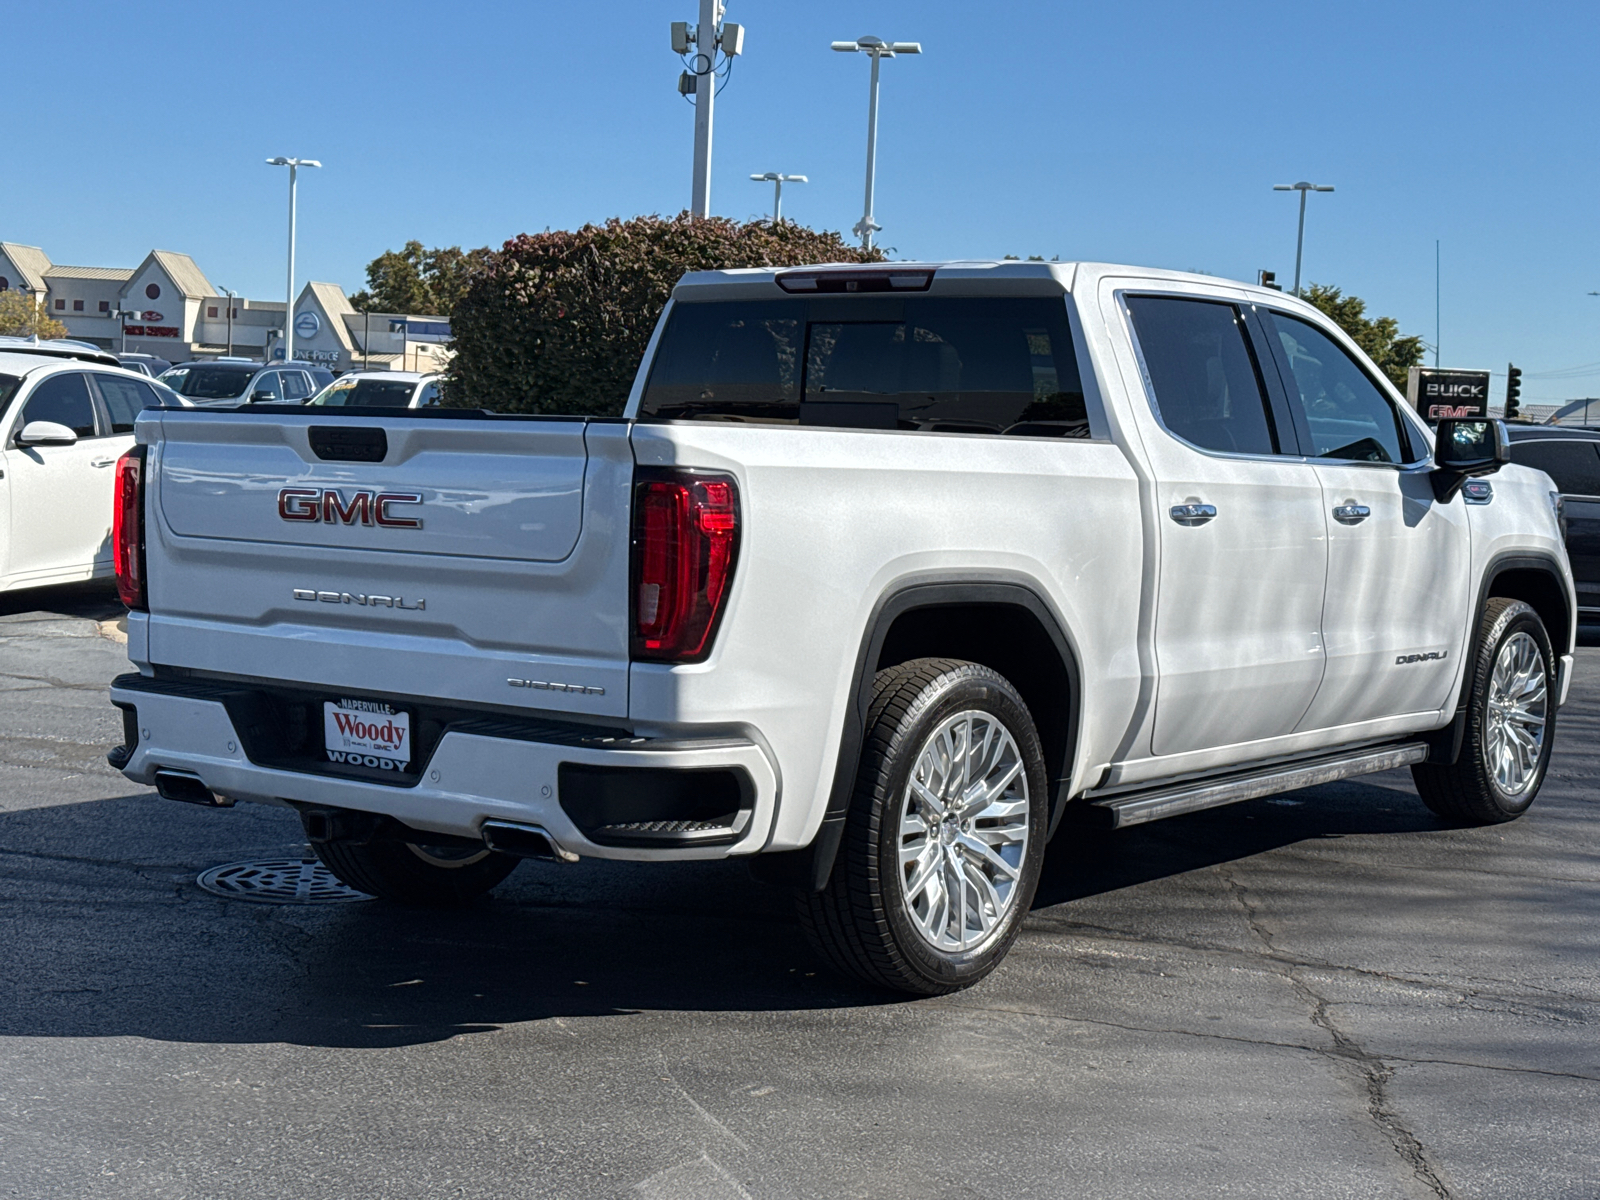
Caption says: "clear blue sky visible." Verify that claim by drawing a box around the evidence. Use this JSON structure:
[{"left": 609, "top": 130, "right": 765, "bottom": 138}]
[{"left": 10, "top": 1, "right": 1597, "bottom": 402}]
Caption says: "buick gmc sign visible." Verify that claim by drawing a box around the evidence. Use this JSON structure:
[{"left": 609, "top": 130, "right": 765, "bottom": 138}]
[{"left": 1407, "top": 367, "right": 1491, "bottom": 423}]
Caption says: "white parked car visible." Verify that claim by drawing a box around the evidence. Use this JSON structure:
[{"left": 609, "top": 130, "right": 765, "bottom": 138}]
[
  {"left": 0, "top": 340, "right": 187, "bottom": 594},
  {"left": 107, "top": 262, "right": 1576, "bottom": 994},
  {"left": 306, "top": 371, "right": 441, "bottom": 409}
]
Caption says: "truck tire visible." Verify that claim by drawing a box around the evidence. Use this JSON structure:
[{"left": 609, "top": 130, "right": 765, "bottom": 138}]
[
  {"left": 798, "top": 658, "right": 1049, "bottom": 995},
  {"left": 312, "top": 838, "right": 519, "bottom": 906},
  {"left": 1412, "top": 598, "right": 1557, "bottom": 826}
]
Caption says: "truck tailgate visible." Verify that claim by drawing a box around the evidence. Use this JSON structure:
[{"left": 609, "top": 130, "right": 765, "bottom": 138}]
[{"left": 140, "top": 410, "right": 634, "bottom": 719}]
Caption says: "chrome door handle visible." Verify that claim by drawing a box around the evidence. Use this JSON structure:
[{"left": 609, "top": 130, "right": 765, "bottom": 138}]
[
  {"left": 1169, "top": 503, "right": 1217, "bottom": 526},
  {"left": 90, "top": 459, "right": 116, "bottom": 468},
  {"left": 1332, "top": 504, "right": 1371, "bottom": 525}
]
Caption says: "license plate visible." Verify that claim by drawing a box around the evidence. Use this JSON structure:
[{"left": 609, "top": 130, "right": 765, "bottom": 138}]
[{"left": 324, "top": 698, "right": 411, "bottom": 771}]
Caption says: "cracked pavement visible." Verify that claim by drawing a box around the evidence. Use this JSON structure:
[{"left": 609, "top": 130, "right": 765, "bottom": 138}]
[{"left": 0, "top": 583, "right": 1595, "bottom": 1198}]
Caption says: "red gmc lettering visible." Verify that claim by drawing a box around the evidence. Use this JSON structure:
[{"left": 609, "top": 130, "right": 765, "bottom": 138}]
[
  {"left": 278, "top": 488, "right": 321, "bottom": 521},
  {"left": 322, "top": 490, "right": 372, "bottom": 525},
  {"left": 276, "top": 489, "right": 423, "bottom": 529},
  {"left": 375, "top": 493, "right": 424, "bottom": 528}
]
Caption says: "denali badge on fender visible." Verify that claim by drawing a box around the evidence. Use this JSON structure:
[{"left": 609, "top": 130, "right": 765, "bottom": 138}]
[
  {"left": 278, "top": 488, "right": 423, "bottom": 528},
  {"left": 1396, "top": 651, "right": 1448, "bottom": 664}
]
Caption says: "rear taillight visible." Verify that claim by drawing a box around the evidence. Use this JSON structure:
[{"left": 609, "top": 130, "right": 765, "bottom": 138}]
[
  {"left": 112, "top": 446, "right": 147, "bottom": 611},
  {"left": 631, "top": 470, "right": 740, "bottom": 663}
]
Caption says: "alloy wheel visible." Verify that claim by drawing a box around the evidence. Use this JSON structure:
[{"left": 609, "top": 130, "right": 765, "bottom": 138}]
[{"left": 897, "top": 709, "right": 1031, "bottom": 953}]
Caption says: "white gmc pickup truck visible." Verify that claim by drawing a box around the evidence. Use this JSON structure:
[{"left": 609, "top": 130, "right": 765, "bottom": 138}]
[{"left": 108, "top": 261, "right": 1577, "bottom": 995}]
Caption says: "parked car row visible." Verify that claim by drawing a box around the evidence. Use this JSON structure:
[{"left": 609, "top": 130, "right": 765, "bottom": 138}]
[{"left": 155, "top": 360, "right": 440, "bottom": 409}]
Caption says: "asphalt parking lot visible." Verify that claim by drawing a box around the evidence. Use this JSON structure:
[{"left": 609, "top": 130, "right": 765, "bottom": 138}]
[{"left": 0, "top": 584, "right": 1595, "bottom": 1200}]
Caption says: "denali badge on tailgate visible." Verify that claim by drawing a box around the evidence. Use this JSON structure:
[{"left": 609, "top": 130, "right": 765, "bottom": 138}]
[{"left": 325, "top": 698, "right": 411, "bottom": 771}]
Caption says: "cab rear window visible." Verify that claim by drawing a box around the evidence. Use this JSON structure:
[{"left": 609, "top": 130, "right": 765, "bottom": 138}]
[{"left": 640, "top": 296, "right": 1089, "bottom": 437}]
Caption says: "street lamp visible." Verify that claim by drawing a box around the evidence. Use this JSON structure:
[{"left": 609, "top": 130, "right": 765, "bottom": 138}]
[
  {"left": 267, "top": 156, "right": 321, "bottom": 362},
  {"left": 749, "top": 172, "right": 807, "bottom": 223},
  {"left": 832, "top": 35, "right": 920, "bottom": 252},
  {"left": 1273, "top": 181, "right": 1334, "bottom": 297}
]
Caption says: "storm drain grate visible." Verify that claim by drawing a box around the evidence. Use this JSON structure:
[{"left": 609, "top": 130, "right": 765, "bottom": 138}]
[{"left": 197, "top": 858, "right": 374, "bottom": 904}]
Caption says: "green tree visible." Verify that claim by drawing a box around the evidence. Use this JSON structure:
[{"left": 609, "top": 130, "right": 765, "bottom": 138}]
[
  {"left": 349, "top": 241, "right": 494, "bottom": 316},
  {"left": 1299, "top": 282, "right": 1425, "bottom": 393},
  {"left": 445, "top": 214, "right": 884, "bottom": 416},
  {"left": 0, "top": 291, "right": 68, "bottom": 339}
]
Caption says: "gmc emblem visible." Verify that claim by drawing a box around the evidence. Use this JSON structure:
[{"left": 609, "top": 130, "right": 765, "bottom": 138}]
[{"left": 278, "top": 488, "right": 423, "bottom": 528}]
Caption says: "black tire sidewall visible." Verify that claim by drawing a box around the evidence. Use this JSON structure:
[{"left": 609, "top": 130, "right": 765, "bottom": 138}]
[
  {"left": 1466, "top": 601, "right": 1557, "bottom": 817},
  {"left": 872, "top": 668, "right": 1049, "bottom": 989}
]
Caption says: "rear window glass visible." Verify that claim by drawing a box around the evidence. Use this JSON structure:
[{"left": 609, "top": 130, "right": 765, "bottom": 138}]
[
  {"left": 161, "top": 364, "right": 257, "bottom": 400},
  {"left": 640, "top": 296, "right": 1089, "bottom": 436}
]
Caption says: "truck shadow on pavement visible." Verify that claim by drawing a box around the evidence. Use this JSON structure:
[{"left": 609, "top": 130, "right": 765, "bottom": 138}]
[{"left": 0, "top": 771, "right": 1474, "bottom": 1050}]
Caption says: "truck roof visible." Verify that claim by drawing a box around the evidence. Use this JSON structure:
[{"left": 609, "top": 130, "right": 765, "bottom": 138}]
[{"left": 672, "top": 259, "right": 1296, "bottom": 304}]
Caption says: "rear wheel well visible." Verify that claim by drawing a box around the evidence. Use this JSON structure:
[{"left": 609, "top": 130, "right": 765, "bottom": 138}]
[
  {"left": 1489, "top": 568, "right": 1569, "bottom": 654},
  {"left": 876, "top": 603, "right": 1075, "bottom": 807}
]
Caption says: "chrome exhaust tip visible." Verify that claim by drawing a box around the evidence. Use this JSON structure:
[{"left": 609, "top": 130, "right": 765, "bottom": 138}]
[
  {"left": 481, "top": 820, "right": 578, "bottom": 863},
  {"left": 154, "top": 769, "right": 233, "bottom": 808}
]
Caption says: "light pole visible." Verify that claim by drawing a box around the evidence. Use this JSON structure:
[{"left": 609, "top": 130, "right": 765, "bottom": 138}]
[
  {"left": 672, "top": 5, "right": 744, "bottom": 217},
  {"left": 219, "top": 288, "right": 236, "bottom": 356},
  {"left": 832, "top": 35, "right": 920, "bottom": 252},
  {"left": 1273, "top": 181, "right": 1334, "bottom": 297},
  {"left": 749, "top": 172, "right": 807, "bottom": 223},
  {"left": 267, "top": 156, "right": 321, "bottom": 362}
]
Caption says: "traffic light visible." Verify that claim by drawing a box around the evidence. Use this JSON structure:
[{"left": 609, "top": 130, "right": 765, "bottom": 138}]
[
  {"left": 1257, "top": 270, "right": 1281, "bottom": 291},
  {"left": 1506, "top": 363, "right": 1522, "bottom": 420}
]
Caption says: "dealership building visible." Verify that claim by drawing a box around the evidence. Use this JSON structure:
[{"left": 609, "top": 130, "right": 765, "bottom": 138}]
[{"left": 0, "top": 240, "right": 451, "bottom": 373}]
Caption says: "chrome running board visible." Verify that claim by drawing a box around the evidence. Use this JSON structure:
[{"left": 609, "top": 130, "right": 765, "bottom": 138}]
[{"left": 1086, "top": 741, "right": 1429, "bottom": 830}]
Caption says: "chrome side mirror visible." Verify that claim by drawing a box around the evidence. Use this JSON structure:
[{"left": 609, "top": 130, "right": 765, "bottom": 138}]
[
  {"left": 1431, "top": 418, "right": 1510, "bottom": 502},
  {"left": 15, "top": 420, "right": 79, "bottom": 447}
]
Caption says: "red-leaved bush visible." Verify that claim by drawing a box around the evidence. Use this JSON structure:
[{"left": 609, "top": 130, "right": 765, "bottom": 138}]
[{"left": 444, "top": 213, "right": 882, "bottom": 415}]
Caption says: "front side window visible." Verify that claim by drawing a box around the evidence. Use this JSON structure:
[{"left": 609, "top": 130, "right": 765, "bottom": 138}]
[
  {"left": 19, "top": 373, "right": 97, "bottom": 438},
  {"left": 1125, "top": 296, "right": 1277, "bottom": 456},
  {"left": 250, "top": 372, "right": 283, "bottom": 401},
  {"left": 1265, "top": 312, "right": 1414, "bottom": 464},
  {"left": 94, "top": 375, "right": 161, "bottom": 434},
  {"left": 640, "top": 297, "right": 1088, "bottom": 436}
]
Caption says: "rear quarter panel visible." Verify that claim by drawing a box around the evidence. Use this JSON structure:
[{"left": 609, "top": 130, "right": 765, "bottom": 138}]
[{"left": 628, "top": 421, "right": 1144, "bottom": 850}]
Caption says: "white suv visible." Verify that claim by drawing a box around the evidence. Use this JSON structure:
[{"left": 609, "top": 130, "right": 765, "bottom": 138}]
[{"left": 0, "top": 341, "right": 186, "bottom": 594}]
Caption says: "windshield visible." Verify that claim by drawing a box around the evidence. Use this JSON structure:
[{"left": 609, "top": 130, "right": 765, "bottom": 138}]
[
  {"left": 160, "top": 364, "right": 257, "bottom": 400},
  {"left": 307, "top": 378, "right": 419, "bottom": 407}
]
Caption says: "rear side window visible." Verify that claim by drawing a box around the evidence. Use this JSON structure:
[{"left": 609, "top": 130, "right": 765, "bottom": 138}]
[
  {"left": 19, "top": 372, "right": 97, "bottom": 438},
  {"left": 281, "top": 371, "right": 311, "bottom": 401},
  {"left": 1125, "top": 296, "right": 1277, "bottom": 456},
  {"left": 640, "top": 297, "right": 1088, "bottom": 436},
  {"left": 1263, "top": 312, "right": 1415, "bottom": 464},
  {"left": 94, "top": 374, "right": 162, "bottom": 433},
  {"left": 1512, "top": 440, "right": 1600, "bottom": 495}
]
